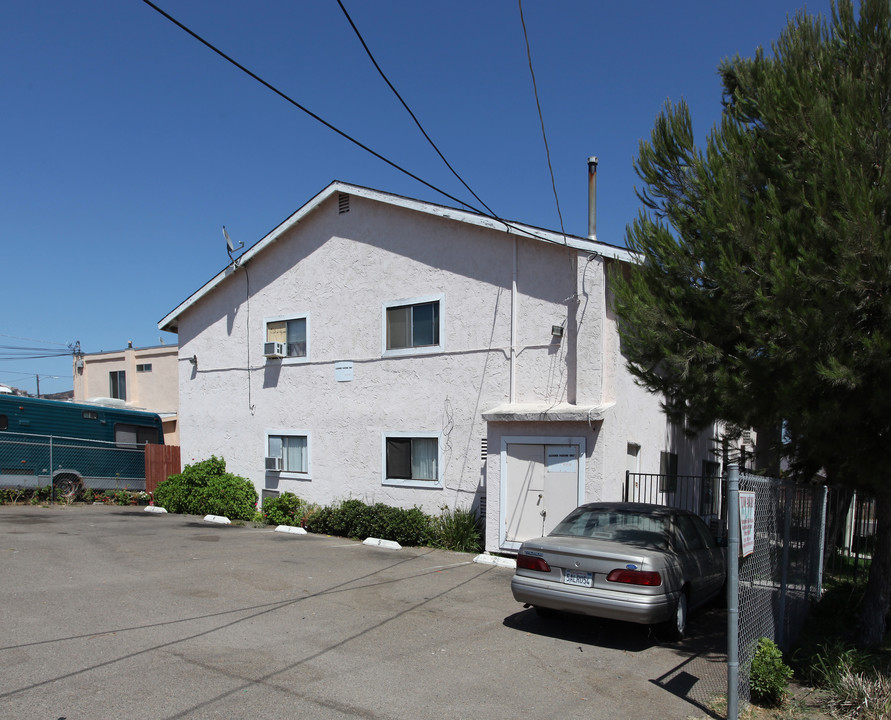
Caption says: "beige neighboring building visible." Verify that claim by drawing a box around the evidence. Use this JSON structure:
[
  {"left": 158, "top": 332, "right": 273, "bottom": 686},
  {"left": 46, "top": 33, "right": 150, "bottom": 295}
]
[{"left": 73, "top": 343, "right": 179, "bottom": 444}]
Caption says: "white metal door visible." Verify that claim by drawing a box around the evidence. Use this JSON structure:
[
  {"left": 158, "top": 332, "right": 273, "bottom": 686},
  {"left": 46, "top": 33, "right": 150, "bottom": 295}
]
[{"left": 504, "top": 442, "right": 581, "bottom": 544}]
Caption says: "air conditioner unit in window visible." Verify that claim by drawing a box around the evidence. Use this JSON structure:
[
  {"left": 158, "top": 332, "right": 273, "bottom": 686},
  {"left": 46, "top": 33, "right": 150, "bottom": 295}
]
[
  {"left": 265, "top": 456, "right": 283, "bottom": 471},
  {"left": 263, "top": 342, "right": 285, "bottom": 359}
]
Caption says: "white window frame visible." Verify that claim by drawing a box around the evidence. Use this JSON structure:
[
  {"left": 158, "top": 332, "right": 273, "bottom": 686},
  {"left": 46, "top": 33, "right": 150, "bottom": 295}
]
[
  {"left": 265, "top": 429, "right": 311, "bottom": 480},
  {"left": 381, "top": 294, "right": 443, "bottom": 358},
  {"left": 264, "top": 313, "right": 310, "bottom": 364},
  {"left": 381, "top": 431, "right": 443, "bottom": 489}
]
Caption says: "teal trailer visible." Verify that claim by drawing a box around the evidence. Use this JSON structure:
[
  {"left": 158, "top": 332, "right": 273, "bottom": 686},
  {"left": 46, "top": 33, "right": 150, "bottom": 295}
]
[{"left": 0, "top": 395, "right": 164, "bottom": 494}]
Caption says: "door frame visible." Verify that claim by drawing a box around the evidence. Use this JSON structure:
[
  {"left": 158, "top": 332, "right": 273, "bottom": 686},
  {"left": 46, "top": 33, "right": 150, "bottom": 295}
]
[{"left": 499, "top": 435, "right": 586, "bottom": 552}]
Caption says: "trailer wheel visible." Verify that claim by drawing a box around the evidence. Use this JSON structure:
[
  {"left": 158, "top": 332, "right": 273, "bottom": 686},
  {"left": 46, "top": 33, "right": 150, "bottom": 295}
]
[{"left": 55, "top": 475, "right": 82, "bottom": 500}]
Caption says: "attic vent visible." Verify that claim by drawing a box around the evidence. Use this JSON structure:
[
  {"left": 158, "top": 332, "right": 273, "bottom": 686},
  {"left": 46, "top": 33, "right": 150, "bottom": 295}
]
[
  {"left": 338, "top": 193, "right": 350, "bottom": 214},
  {"left": 481, "top": 438, "right": 488, "bottom": 461}
]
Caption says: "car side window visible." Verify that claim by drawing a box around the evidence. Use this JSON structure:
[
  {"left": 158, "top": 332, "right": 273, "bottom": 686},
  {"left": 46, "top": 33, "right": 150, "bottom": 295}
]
[
  {"left": 691, "top": 514, "right": 719, "bottom": 549},
  {"left": 675, "top": 514, "right": 705, "bottom": 551}
]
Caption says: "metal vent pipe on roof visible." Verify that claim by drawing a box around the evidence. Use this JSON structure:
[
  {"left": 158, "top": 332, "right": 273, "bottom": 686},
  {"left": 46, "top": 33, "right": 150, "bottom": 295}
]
[{"left": 587, "top": 156, "right": 598, "bottom": 241}]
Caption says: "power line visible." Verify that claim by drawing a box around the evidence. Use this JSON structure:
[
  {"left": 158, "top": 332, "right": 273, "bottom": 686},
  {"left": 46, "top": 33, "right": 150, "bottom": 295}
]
[
  {"left": 140, "top": 0, "right": 483, "bottom": 215},
  {"left": 335, "top": 0, "right": 501, "bottom": 222},
  {"left": 518, "top": 0, "right": 567, "bottom": 240},
  {"left": 0, "top": 334, "right": 70, "bottom": 346},
  {"left": 139, "top": 1, "right": 582, "bottom": 249}
]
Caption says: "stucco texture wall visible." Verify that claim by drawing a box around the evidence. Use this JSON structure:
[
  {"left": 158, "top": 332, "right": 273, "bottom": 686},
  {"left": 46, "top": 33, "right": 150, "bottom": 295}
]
[{"left": 175, "top": 193, "right": 584, "bottom": 517}]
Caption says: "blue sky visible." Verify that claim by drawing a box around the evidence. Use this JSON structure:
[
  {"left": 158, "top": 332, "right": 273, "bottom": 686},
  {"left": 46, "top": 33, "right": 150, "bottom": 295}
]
[{"left": 1, "top": 0, "right": 833, "bottom": 394}]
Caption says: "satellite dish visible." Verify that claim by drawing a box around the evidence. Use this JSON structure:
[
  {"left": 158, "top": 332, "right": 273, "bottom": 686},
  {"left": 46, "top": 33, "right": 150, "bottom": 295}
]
[{"left": 223, "top": 226, "right": 244, "bottom": 265}]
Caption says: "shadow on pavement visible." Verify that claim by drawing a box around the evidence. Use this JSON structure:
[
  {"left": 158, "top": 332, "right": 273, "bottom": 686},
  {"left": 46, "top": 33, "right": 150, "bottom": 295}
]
[{"left": 504, "top": 602, "right": 729, "bottom": 717}]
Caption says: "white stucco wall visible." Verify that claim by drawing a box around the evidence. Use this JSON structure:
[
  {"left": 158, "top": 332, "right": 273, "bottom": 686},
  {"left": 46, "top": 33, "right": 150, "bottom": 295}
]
[
  {"left": 175, "top": 193, "right": 589, "bottom": 517},
  {"left": 170, "top": 187, "right": 723, "bottom": 552}
]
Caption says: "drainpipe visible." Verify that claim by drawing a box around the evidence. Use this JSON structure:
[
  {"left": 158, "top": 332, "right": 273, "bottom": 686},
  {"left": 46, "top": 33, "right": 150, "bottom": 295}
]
[
  {"left": 587, "top": 156, "right": 598, "bottom": 241},
  {"left": 510, "top": 236, "right": 518, "bottom": 403}
]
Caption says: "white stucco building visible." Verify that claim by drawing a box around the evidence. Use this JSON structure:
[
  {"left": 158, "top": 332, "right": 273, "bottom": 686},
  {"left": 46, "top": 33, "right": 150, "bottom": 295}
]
[{"left": 159, "top": 181, "right": 720, "bottom": 552}]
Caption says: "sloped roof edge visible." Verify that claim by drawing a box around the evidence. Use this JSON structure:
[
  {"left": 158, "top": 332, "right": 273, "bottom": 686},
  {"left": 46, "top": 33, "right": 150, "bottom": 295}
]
[{"left": 158, "top": 180, "right": 633, "bottom": 333}]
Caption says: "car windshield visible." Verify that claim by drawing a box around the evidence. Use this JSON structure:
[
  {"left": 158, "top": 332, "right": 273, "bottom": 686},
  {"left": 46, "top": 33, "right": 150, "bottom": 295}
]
[{"left": 549, "top": 507, "right": 670, "bottom": 549}]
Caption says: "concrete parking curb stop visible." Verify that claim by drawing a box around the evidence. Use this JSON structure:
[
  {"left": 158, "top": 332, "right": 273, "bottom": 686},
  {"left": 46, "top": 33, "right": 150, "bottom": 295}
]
[
  {"left": 473, "top": 553, "right": 517, "bottom": 568},
  {"left": 204, "top": 514, "right": 231, "bottom": 525},
  {"left": 143, "top": 506, "right": 167, "bottom": 514},
  {"left": 363, "top": 537, "right": 402, "bottom": 550},
  {"left": 275, "top": 525, "right": 307, "bottom": 535}
]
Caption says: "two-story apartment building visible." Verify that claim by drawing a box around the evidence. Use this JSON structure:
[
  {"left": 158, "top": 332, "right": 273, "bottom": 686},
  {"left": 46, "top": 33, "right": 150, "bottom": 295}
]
[
  {"left": 159, "top": 181, "right": 719, "bottom": 552},
  {"left": 73, "top": 343, "right": 180, "bottom": 443}
]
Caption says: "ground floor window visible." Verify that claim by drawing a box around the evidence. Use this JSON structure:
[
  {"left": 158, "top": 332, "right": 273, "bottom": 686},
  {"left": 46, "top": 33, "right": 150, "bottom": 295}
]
[
  {"left": 266, "top": 432, "right": 309, "bottom": 476},
  {"left": 383, "top": 434, "right": 440, "bottom": 487}
]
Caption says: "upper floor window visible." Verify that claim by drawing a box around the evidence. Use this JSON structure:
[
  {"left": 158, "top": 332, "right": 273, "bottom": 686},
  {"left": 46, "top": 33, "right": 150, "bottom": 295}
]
[
  {"left": 136, "top": 364, "right": 152, "bottom": 373},
  {"left": 265, "top": 314, "right": 309, "bottom": 361},
  {"left": 109, "top": 371, "right": 126, "bottom": 401},
  {"left": 383, "top": 295, "right": 442, "bottom": 356}
]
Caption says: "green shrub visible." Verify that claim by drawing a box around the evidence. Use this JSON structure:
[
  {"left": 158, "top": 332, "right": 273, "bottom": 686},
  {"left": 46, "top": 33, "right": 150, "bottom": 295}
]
[
  {"left": 154, "top": 456, "right": 258, "bottom": 521},
  {"left": 263, "top": 492, "right": 311, "bottom": 526},
  {"left": 304, "top": 499, "right": 432, "bottom": 546},
  {"left": 750, "top": 637, "right": 793, "bottom": 707},
  {"left": 429, "top": 506, "right": 483, "bottom": 553}
]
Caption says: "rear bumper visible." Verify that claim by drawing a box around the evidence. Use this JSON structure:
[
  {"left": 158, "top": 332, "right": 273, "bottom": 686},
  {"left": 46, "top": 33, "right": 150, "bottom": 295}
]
[{"left": 511, "top": 574, "right": 676, "bottom": 625}]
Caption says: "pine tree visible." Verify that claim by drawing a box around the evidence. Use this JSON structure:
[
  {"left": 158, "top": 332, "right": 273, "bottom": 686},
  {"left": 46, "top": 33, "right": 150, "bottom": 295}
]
[{"left": 612, "top": 0, "right": 891, "bottom": 647}]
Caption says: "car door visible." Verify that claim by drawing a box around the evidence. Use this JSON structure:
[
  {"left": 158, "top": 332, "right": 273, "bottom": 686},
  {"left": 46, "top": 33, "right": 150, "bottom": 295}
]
[{"left": 673, "top": 513, "right": 718, "bottom": 605}]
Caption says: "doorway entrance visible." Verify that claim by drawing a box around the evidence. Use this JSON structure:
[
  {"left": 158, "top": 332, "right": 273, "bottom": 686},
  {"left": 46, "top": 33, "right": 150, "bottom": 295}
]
[{"left": 500, "top": 436, "right": 586, "bottom": 551}]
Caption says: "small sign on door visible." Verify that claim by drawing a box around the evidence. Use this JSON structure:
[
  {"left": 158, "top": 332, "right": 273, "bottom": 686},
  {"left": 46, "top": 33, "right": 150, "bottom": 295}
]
[{"left": 546, "top": 446, "right": 577, "bottom": 473}]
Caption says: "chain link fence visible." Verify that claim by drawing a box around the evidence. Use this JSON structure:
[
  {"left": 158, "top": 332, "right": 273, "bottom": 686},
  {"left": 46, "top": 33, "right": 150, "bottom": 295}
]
[
  {"left": 0, "top": 430, "right": 149, "bottom": 494},
  {"left": 626, "top": 469, "right": 829, "bottom": 712},
  {"left": 734, "top": 472, "right": 826, "bottom": 707}
]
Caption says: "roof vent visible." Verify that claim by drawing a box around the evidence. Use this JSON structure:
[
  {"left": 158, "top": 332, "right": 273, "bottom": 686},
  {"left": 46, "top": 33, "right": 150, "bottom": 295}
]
[{"left": 338, "top": 193, "right": 350, "bottom": 214}]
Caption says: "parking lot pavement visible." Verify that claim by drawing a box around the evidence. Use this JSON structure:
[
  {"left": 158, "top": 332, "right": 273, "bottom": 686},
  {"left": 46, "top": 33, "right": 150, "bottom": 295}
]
[{"left": 0, "top": 505, "right": 727, "bottom": 719}]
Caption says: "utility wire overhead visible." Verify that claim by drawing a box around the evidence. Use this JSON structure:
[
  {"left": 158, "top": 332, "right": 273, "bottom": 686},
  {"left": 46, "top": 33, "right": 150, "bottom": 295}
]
[
  {"left": 518, "top": 0, "right": 567, "bottom": 241},
  {"left": 336, "top": 0, "right": 501, "bottom": 222},
  {"left": 140, "top": 1, "right": 571, "bottom": 248},
  {"left": 140, "top": 0, "right": 482, "bottom": 216}
]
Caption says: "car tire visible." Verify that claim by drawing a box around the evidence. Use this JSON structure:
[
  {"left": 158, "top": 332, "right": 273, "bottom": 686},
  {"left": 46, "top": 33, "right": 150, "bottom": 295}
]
[
  {"left": 661, "top": 589, "right": 688, "bottom": 641},
  {"left": 55, "top": 476, "right": 82, "bottom": 500}
]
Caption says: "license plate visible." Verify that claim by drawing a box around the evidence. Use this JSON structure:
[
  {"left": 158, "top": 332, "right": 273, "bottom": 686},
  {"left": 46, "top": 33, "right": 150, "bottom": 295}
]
[{"left": 563, "top": 569, "right": 593, "bottom": 587}]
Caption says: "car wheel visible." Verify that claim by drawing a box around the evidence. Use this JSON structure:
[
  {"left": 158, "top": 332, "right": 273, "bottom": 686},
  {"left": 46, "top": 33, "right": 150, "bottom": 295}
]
[
  {"left": 662, "top": 590, "right": 688, "bottom": 641},
  {"left": 55, "top": 476, "right": 81, "bottom": 500}
]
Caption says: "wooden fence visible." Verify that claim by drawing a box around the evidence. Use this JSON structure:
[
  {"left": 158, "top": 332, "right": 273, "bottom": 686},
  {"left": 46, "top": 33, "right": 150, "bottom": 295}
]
[{"left": 145, "top": 444, "right": 181, "bottom": 494}]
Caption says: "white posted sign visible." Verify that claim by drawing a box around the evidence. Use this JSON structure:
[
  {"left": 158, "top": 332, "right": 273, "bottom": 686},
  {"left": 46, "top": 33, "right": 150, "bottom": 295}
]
[{"left": 739, "top": 491, "right": 756, "bottom": 557}]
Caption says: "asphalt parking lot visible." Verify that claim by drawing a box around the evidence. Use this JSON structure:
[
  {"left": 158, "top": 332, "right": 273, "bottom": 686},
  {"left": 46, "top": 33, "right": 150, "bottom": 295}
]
[{"left": 0, "top": 505, "right": 727, "bottom": 719}]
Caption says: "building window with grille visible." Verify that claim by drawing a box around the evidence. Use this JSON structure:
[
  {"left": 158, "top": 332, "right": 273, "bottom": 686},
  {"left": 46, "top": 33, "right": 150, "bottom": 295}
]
[{"left": 659, "top": 451, "right": 678, "bottom": 493}]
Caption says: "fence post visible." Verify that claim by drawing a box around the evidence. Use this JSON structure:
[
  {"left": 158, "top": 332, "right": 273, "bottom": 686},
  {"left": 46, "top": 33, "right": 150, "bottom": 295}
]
[
  {"left": 814, "top": 485, "right": 828, "bottom": 598},
  {"left": 778, "top": 485, "right": 793, "bottom": 649},
  {"left": 49, "top": 436, "right": 54, "bottom": 506},
  {"left": 727, "top": 464, "right": 740, "bottom": 720}
]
